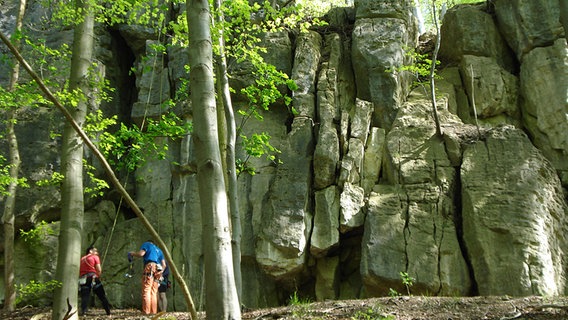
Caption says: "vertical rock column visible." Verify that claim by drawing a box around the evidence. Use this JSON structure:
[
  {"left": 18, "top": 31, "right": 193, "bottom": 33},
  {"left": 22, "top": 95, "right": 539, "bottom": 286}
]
[
  {"left": 351, "top": 0, "right": 418, "bottom": 130},
  {"left": 253, "top": 31, "right": 316, "bottom": 286},
  {"left": 493, "top": 0, "right": 568, "bottom": 186}
]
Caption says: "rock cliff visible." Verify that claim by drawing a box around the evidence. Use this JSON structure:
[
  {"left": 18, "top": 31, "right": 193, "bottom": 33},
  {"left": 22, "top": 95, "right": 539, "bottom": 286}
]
[{"left": 0, "top": 0, "right": 567, "bottom": 311}]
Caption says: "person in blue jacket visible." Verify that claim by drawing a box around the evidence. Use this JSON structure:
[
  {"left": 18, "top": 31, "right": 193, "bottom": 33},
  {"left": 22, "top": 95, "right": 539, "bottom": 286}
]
[{"left": 128, "top": 240, "right": 166, "bottom": 314}]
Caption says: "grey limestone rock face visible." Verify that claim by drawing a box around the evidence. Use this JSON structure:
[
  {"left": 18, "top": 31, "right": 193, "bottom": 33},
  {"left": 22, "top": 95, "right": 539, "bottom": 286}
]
[
  {"left": 362, "top": 94, "right": 469, "bottom": 297},
  {"left": 1, "top": 0, "right": 567, "bottom": 310},
  {"left": 459, "top": 55, "right": 519, "bottom": 120},
  {"left": 461, "top": 126, "right": 567, "bottom": 296},
  {"left": 494, "top": 0, "right": 565, "bottom": 62},
  {"left": 519, "top": 39, "right": 568, "bottom": 176},
  {"left": 439, "top": 3, "right": 516, "bottom": 72}
]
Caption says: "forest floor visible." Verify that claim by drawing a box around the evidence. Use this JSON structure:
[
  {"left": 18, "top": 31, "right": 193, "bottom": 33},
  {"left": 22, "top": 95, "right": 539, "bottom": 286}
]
[{"left": 2, "top": 295, "right": 568, "bottom": 319}]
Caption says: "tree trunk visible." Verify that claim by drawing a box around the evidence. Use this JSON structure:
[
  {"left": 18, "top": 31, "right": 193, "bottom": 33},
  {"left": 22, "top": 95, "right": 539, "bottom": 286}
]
[
  {"left": 187, "top": 0, "right": 241, "bottom": 318},
  {"left": 429, "top": 0, "right": 442, "bottom": 137},
  {"left": 2, "top": 93, "right": 20, "bottom": 315},
  {"left": 52, "top": 0, "right": 93, "bottom": 318},
  {"left": 213, "top": 0, "right": 243, "bottom": 303},
  {"left": 2, "top": 0, "right": 26, "bottom": 311}
]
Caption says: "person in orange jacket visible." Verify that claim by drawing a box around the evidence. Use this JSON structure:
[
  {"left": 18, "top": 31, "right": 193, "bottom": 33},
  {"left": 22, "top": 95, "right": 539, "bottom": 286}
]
[{"left": 128, "top": 240, "right": 166, "bottom": 314}]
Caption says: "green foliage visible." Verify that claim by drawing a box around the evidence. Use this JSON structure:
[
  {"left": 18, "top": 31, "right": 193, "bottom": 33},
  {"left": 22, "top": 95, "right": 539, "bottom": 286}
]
[
  {"left": 88, "top": 110, "right": 192, "bottom": 172},
  {"left": 388, "top": 288, "right": 400, "bottom": 298},
  {"left": 215, "top": 0, "right": 307, "bottom": 175},
  {"left": 40, "top": 0, "right": 81, "bottom": 26},
  {"left": 23, "top": 36, "right": 71, "bottom": 83},
  {"left": 168, "top": 13, "right": 189, "bottom": 46},
  {"left": 15, "top": 279, "right": 62, "bottom": 307},
  {"left": 99, "top": 0, "right": 169, "bottom": 28},
  {"left": 0, "top": 34, "right": 63, "bottom": 112},
  {"left": 88, "top": 61, "right": 116, "bottom": 105},
  {"left": 0, "top": 160, "right": 10, "bottom": 196},
  {"left": 83, "top": 159, "right": 110, "bottom": 198},
  {"left": 41, "top": 0, "right": 170, "bottom": 29},
  {"left": 288, "top": 291, "right": 312, "bottom": 318},
  {"left": 387, "top": 272, "right": 415, "bottom": 297},
  {"left": 240, "top": 132, "right": 280, "bottom": 161},
  {"left": 296, "top": 0, "right": 349, "bottom": 19},
  {"left": 215, "top": 0, "right": 262, "bottom": 56},
  {"left": 288, "top": 291, "right": 312, "bottom": 306},
  {"left": 387, "top": 47, "right": 441, "bottom": 89},
  {"left": 0, "top": 155, "right": 29, "bottom": 196},
  {"left": 239, "top": 60, "right": 297, "bottom": 116},
  {"left": 351, "top": 306, "right": 396, "bottom": 320},
  {"left": 261, "top": 0, "right": 328, "bottom": 33},
  {"left": 0, "top": 156, "right": 12, "bottom": 196},
  {"left": 133, "top": 41, "right": 168, "bottom": 76},
  {"left": 237, "top": 131, "right": 282, "bottom": 175},
  {"left": 19, "top": 221, "right": 57, "bottom": 244},
  {"left": 400, "top": 271, "right": 415, "bottom": 296},
  {"left": 36, "top": 172, "right": 65, "bottom": 187},
  {"left": 53, "top": 60, "right": 114, "bottom": 110},
  {"left": 235, "top": 158, "right": 255, "bottom": 176},
  {"left": 0, "top": 83, "right": 48, "bottom": 110},
  {"left": 29, "top": 0, "right": 335, "bottom": 191}
]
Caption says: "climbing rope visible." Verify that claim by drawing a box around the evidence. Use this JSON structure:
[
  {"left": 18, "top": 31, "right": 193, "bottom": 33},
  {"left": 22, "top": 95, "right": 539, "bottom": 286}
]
[{"left": 99, "top": 13, "right": 167, "bottom": 267}]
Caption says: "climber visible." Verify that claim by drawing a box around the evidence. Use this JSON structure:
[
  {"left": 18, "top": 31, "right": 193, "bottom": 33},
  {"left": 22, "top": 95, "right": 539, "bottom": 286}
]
[
  {"left": 128, "top": 240, "right": 166, "bottom": 314},
  {"left": 79, "top": 246, "right": 111, "bottom": 316}
]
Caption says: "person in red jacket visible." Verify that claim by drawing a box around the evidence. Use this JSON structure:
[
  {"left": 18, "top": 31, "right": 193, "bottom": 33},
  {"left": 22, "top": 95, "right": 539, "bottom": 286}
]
[{"left": 79, "top": 246, "right": 111, "bottom": 316}]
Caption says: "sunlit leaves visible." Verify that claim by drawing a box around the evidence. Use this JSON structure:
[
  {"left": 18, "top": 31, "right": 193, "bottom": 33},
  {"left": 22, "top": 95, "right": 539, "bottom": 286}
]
[
  {"left": 36, "top": 172, "right": 65, "bottom": 187},
  {"left": 241, "top": 132, "right": 280, "bottom": 160},
  {"left": 387, "top": 47, "right": 441, "bottom": 88},
  {"left": 23, "top": 37, "right": 71, "bottom": 83},
  {"left": 295, "top": 0, "right": 349, "bottom": 20},
  {"left": 0, "top": 155, "right": 28, "bottom": 196},
  {"left": 0, "top": 84, "right": 48, "bottom": 110},
  {"left": 86, "top": 110, "right": 192, "bottom": 172},
  {"left": 15, "top": 279, "right": 62, "bottom": 307},
  {"left": 39, "top": 0, "right": 167, "bottom": 27},
  {"left": 83, "top": 159, "right": 110, "bottom": 197},
  {"left": 0, "top": 155, "right": 29, "bottom": 195},
  {"left": 39, "top": 0, "right": 81, "bottom": 26},
  {"left": 239, "top": 131, "right": 282, "bottom": 175},
  {"left": 169, "top": 13, "right": 189, "bottom": 46}
]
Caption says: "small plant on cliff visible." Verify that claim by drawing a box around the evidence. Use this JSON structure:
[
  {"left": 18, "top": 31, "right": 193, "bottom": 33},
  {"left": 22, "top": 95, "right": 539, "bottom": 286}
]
[
  {"left": 400, "top": 271, "right": 415, "bottom": 296},
  {"left": 235, "top": 53, "right": 296, "bottom": 175},
  {"left": 387, "top": 47, "right": 441, "bottom": 91},
  {"left": 288, "top": 291, "right": 313, "bottom": 318},
  {"left": 388, "top": 288, "right": 400, "bottom": 298}
]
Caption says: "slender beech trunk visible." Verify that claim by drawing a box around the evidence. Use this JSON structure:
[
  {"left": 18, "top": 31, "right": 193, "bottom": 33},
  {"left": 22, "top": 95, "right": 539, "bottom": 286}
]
[
  {"left": 213, "top": 0, "right": 243, "bottom": 303},
  {"left": 187, "top": 0, "right": 241, "bottom": 318},
  {"left": 52, "top": 0, "right": 94, "bottom": 318},
  {"left": 429, "top": 0, "right": 442, "bottom": 136},
  {"left": 2, "top": 0, "right": 26, "bottom": 311}
]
